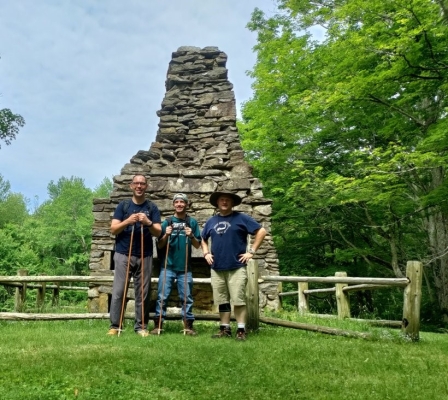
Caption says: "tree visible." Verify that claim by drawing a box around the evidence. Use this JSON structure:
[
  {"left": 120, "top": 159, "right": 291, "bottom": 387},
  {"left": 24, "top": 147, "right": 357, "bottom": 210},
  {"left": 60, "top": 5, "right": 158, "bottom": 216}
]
[
  {"left": 241, "top": 0, "right": 448, "bottom": 320},
  {"left": 33, "top": 176, "right": 94, "bottom": 274},
  {"left": 93, "top": 176, "right": 113, "bottom": 198},
  {"left": 0, "top": 174, "right": 28, "bottom": 228},
  {"left": 0, "top": 108, "right": 25, "bottom": 148},
  {"left": 0, "top": 173, "right": 11, "bottom": 201}
]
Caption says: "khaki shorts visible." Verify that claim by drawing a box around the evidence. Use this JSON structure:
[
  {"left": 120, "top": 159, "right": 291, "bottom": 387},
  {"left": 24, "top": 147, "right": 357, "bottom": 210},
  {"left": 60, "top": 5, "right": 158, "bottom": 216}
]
[{"left": 211, "top": 267, "right": 247, "bottom": 306}]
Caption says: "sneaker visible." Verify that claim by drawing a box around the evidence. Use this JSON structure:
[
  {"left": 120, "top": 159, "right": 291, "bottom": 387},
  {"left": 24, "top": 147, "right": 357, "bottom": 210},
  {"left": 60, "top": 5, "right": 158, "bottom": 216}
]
[
  {"left": 136, "top": 330, "right": 149, "bottom": 337},
  {"left": 211, "top": 327, "right": 232, "bottom": 339},
  {"left": 236, "top": 330, "right": 247, "bottom": 341},
  {"left": 107, "top": 328, "right": 119, "bottom": 336}
]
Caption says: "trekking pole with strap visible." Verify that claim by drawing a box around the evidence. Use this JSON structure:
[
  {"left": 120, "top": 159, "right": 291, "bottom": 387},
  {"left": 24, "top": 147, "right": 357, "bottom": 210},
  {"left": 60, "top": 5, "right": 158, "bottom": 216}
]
[
  {"left": 157, "top": 236, "right": 170, "bottom": 335},
  {"left": 140, "top": 224, "right": 145, "bottom": 333},
  {"left": 118, "top": 224, "right": 134, "bottom": 337},
  {"left": 183, "top": 234, "right": 189, "bottom": 335}
]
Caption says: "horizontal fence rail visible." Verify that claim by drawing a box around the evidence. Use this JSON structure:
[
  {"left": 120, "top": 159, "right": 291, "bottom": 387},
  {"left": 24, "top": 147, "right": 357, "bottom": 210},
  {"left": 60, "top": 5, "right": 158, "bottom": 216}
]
[
  {"left": 260, "top": 276, "right": 409, "bottom": 287},
  {"left": 0, "top": 276, "right": 212, "bottom": 284},
  {"left": 0, "top": 261, "right": 423, "bottom": 341}
]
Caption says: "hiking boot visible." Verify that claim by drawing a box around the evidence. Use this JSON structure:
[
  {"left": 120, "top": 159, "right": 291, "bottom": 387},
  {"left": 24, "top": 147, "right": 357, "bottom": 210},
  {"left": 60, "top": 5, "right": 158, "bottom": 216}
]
[
  {"left": 183, "top": 320, "right": 197, "bottom": 336},
  {"left": 150, "top": 319, "right": 164, "bottom": 335},
  {"left": 211, "top": 326, "right": 232, "bottom": 339},
  {"left": 136, "top": 329, "right": 149, "bottom": 337},
  {"left": 107, "top": 328, "right": 119, "bottom": 336},
  {"left": 236, "top": 330, "right": 247, "bottom": 341},
  {"left": 150, "top": 327, "right": 164, "bottom": 335}
]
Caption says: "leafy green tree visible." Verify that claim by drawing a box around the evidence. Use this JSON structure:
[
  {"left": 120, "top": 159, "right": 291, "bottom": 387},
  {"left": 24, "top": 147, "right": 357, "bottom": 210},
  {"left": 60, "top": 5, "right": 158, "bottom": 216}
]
[
  {"left": 0, "top": 224, "right": 40, "bottom": 276},
  {"left": 0, "top": 175, "right": 113, "bottom": 278},
  {"left": 0, "top": 193, "right": 28, "bottom": 228},
  {"left": 0, "top": 173, "right": 11, "bottom": 201},
  {"left": 0, "top": 108, "right": 25, "bottom": 148},
  {"left": 93, "top": 176, "right": 113, "bottom": 198},
  {"left": 0, "top": 223, "right": 41, "bottom": 310},
  {"left": 241, "top": 0, "right": 448, "bottom": 320},
  {"left": 0, "top": 174, "right": 28, "bottom": 228},
  {"left": 33, "top": 176, "right": 94, "bottom": 275}
]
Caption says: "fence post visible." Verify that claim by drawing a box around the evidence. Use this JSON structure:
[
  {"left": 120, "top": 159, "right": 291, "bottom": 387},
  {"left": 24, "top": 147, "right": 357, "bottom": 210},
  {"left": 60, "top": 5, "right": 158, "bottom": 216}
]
[
  {"left": 402, "top": 261, "right": 423, "bottom": 341},
  {"left": 36, "top": 275, "right": 46, "bottom": 310},
  {"left": 14, "top": 269, "right": 28, "bottom": 312},
  {"left": 246, "top": 259, "right": 259, "bottom": 332},
  {"left": 52, "top": 283, "right": 60, "bottom": 307},
  {"left": 335, "top": 271, "right": 350, "bottom": 319},
  {"left": 298, "top": 282, "right": 309, "bottom": 315}
]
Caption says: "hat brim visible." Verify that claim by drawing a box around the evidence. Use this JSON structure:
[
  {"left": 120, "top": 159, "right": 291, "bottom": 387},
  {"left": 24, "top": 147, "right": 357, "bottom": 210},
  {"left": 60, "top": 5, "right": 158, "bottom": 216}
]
[{"left": 209, "top": 191, "right": 242, "bottom": 208}]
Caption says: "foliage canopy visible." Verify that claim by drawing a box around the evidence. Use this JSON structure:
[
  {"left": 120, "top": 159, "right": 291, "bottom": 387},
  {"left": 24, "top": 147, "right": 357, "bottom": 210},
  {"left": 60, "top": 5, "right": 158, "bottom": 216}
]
[{"left": 240, "top": 0, "right": 448, "bottom": 320}]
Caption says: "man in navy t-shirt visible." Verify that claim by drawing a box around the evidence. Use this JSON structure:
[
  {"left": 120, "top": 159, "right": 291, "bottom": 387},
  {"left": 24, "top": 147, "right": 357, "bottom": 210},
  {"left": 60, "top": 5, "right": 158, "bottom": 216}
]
[
  {"left": 201, "top": 190, "right": 266, "bottom": 340},
  {"left": 107, "top": 174, "right": 161, "bottom": 337}
]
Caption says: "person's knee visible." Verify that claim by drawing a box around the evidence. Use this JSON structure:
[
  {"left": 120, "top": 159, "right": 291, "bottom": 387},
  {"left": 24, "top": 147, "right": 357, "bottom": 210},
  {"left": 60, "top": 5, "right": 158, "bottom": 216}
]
[{"left": 219, "top": 303, "right": 231, "bottom": 313}]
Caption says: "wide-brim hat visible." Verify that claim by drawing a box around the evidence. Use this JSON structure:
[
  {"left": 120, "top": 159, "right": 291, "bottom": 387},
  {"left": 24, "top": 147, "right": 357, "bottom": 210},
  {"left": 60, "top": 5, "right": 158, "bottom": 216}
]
[{"left": 209, "top": 191, "right": 242, "bottom": 208}]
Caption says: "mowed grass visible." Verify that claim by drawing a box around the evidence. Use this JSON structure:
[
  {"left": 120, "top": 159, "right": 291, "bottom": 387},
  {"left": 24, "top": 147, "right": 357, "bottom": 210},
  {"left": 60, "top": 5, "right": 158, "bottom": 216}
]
[{"left": 1, "top": 318, "right": 448, "bottom": 400}]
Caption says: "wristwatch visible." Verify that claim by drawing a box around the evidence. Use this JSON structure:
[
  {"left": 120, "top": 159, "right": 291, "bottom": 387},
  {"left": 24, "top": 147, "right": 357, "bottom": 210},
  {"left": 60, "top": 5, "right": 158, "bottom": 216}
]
[
  {"left": 249, "top": 247, "right": 256, "bottom": 255},
  {"left": 148, "top": 220, "right": 153, "bottom": 227}
]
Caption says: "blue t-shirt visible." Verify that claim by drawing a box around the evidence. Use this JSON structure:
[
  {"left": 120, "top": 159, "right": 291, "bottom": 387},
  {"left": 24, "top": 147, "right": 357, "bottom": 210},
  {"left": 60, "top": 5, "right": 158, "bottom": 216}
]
[
  {"left": 113, "top": 199, "right": 161, "bottom": 257},
  {"left": 158, "top": 216, "right": 201, "bottom": 272},
  {"left": 201, "top": 211, "right": 261, "bottom": 271}
]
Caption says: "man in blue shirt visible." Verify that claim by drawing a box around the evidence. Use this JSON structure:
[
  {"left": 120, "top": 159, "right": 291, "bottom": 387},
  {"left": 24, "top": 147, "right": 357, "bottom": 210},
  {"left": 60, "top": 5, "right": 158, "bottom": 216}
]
[
  {"left": 108, "top": 174, "right": 161, "bottom": 337},
  {"left": 151, "top": 193, "right": 201, "bottom": 335},
  {"left": 201, "top": 191, "right": 266, "bottom": 340}
]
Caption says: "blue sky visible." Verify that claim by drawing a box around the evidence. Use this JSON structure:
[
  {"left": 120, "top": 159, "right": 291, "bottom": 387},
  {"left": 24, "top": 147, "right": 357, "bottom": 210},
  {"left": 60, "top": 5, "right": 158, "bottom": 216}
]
[{"left": 0, "top": 0, "right": 281, "bottom": 205}]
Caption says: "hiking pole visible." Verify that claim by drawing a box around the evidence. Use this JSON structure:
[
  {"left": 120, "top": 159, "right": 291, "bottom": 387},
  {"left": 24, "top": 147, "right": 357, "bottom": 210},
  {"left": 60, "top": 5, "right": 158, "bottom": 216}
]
[
  {"left": 183, "top": 235, "right": 189, "bottom": 335},
  {"left": 157, "top": 237, "right": 170, "bottom": 335},
  {"left": 140, "top": 224, "right": 145, "bottom": 333},
  {"left": 118, "top": 224, "right": 134, "bottom": 337}
]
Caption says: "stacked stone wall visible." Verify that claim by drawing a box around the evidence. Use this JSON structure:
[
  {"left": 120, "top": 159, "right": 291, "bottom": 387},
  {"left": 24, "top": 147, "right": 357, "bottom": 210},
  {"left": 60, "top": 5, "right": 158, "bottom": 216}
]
[{"left": 88, "top": 46, "right": 280, "bottom": 314}]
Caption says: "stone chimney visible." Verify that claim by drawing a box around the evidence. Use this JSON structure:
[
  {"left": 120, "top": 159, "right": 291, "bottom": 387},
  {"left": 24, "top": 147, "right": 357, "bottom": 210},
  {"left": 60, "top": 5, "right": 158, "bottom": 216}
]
[{"left": 88, "top": 46, "right": 280, "bottom": 314}]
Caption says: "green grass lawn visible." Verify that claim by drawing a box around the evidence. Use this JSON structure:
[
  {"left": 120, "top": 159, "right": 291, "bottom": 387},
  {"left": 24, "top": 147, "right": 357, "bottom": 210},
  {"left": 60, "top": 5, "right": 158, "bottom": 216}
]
[{"left": 1, "top": 318, "right": 448, "bottom": 400}]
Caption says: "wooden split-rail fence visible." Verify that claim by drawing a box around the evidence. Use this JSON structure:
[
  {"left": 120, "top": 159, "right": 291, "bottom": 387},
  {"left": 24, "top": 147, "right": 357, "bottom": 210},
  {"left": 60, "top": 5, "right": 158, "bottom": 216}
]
[{"left": 0, "top": 261, "right": 423, "bottom": 341}]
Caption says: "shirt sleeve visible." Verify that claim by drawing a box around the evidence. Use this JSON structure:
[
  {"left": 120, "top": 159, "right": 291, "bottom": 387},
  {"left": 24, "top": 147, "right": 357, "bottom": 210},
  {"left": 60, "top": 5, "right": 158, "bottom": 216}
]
[
  {"left": 113, "top": 202, "right": 125, "bottom": 221},
  {"left": 192, "top": 219, "right": 201, "bottom": 241},
  {"left": 243, "top": 214, "right": 262, "bottom": 235},
  {"left": 201, "top": 220, "right": 210, "bottom": 240},
  {"left": 150, "top": 204, "right": 162, "bottom": 224}
]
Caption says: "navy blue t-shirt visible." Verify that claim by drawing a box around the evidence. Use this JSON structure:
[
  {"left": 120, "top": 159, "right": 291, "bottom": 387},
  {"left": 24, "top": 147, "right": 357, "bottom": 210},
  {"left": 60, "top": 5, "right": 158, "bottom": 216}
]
[
  {"left": 113, "top": 199, "right": 161, "bottom": 257},
  {"left": 201, "top": 211, "right": 261, "bottom": 271}
]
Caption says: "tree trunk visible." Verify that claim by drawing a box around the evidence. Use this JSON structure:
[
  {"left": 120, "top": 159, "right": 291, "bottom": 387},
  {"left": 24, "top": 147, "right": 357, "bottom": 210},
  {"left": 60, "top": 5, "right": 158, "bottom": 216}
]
[
  {"left": 425, "top": 208, "right": 448, "bottom": 321},
  {"left": 424, "top": 167, "right": 448, "bottom": 321}
]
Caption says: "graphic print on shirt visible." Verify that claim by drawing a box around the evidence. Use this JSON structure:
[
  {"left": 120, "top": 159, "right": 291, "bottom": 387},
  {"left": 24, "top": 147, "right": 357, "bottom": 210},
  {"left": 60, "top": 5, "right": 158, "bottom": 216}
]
[
  {"left": 172, "top": 222, "right": 187, "bottom": 236},
  {"left": 213, "top": 221, "right": 231, "bottom": 235}
]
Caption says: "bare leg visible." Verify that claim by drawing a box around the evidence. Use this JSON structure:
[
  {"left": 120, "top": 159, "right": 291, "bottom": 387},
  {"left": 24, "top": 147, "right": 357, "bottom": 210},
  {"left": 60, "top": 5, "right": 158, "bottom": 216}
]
[
  {"left": 219, "top": 311, "right": 231, "bottom": 325},
  {"left": 233, "top": 305, "right": 246, "bottom": 325}
]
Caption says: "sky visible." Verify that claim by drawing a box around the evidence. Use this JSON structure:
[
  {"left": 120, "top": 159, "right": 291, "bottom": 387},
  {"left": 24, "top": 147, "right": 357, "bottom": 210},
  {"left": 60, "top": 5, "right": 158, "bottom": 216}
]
[{"left": 0, "top": 0, "right": 281, "bottom": 205}]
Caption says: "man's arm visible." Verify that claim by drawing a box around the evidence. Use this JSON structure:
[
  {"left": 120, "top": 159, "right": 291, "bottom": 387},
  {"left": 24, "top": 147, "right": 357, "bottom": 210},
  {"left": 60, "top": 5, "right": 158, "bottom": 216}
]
[
  {"left": 136, "top": 212, "right": 161, "bottom": 237},
  {"left": 186, "top": 223, "right": 201, "bottom": 249},
  {"left": 110, "top": 214, "right": 138, "bottom": 235},
  {"left": 157, "top": 224, "right": 171, "bottom": 249},
  {"left": 149, "top": 223, "right": 162, "bottom": 238},
  {"left": 189, "top": 234, "right": 201, "bottom": 249},
  {"left": 250, "top": 227, "right": 267, "bottom": 252},
  {"left": 201, "top": 236, "right": 213, "bottom": 265},
  {"left": 238, "top": 227, "right": 267, "bottom": 264}
]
